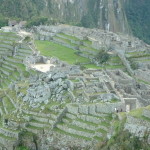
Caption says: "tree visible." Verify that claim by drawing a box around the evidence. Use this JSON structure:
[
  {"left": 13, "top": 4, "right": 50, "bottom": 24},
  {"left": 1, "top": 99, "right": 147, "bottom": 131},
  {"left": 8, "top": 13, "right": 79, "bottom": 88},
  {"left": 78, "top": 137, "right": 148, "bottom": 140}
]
[
  {"left": 81, "top": 13, "right": 95, "bottom": 28},
  {"left": 0, "top": 15, "right": 8, "bottom": 28},
  {"left": 95, "top": 50, "right": 110, "bottom": 64}
]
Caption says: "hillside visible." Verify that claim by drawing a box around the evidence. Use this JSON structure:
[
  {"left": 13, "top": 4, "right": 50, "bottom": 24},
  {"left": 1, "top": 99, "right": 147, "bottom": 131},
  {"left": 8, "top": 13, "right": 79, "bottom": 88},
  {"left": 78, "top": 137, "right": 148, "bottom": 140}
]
[
  {"left": 0, "top": 24, "right": 149, "bottom": 149},
  {"left": 0, "top": 1, "right": 150, "bottom": 149},
  {"left": 0, "top": 0, "right": 150, "bottom": 43}
]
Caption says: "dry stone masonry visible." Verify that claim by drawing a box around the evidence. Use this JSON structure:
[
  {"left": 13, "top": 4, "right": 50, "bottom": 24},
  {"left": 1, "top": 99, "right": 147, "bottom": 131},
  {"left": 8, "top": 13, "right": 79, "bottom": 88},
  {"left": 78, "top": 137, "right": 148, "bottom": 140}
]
[{"left": 0, "top": 25, "right": 150, "bottom": 149}]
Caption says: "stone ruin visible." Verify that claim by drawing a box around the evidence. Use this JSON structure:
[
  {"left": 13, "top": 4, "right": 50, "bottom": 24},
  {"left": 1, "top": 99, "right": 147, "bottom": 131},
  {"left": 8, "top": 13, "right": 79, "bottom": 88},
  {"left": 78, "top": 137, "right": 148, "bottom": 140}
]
[
  {"left": 34, "top": 25, "right": 149, "bottom": 53},
  {"left": 0, "top": 25, "right": 150, "bottom": 149},
  {"left": 34, "top": 25, "right": 150, "bottom": 82}
]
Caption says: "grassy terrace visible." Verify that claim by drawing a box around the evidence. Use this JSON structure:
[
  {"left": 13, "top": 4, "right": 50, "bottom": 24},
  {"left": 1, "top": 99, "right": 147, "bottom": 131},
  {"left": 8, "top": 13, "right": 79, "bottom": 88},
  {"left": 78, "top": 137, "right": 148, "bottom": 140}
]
[
  {"left": 138, "top": 79, "right": 150, "bottom": 85},
  {"left": 80, "top": 45, "right": 98, "bottom": 52},
  {"left": 35, "top": 40, "right": 89, "bottom": 64},
  {"left": 129, "top": 108, "right": 150, "bottom": 122},
  {"left": 82, "top": 39, "right": 92, "bottom": 45},
  {"left": 54, "top": 36, "right": 78, "bottom": 47},
  {"left": 58, "top": 33, "right": 79, "bottom": 41},
  {"left": 54, "top": 128, "right": 91, "bottom": 141},
  {"left": 129, "top": 54, "right": 150, "bottom": 58},
  {"left": 35, "top": 40, "right": 125, "bottom": 70}
]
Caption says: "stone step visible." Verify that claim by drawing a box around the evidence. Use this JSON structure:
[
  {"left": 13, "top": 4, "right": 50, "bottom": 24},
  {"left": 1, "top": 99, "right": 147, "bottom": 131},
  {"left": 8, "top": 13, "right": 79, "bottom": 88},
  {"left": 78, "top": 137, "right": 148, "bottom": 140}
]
[
  {"left": 0, "top": 34, "right": 19, "bottom": 41},
  {"left": 25, "top": 126, "right": 43, "bottom": 134},
  {"left": 0, "top": 68, "right": 10, "bottom": 76},
  {"left": 54, "top": 127, "right": 91, "bottom": 141},
  {"left": 72, "top": 120, "right": 97, "bottom": 131},
  {"left": 18, "top": 48, "right": 32, "bottom": 54},
  {"left": 23, "top": 113, "right": 55, "bottom": 125},
  {"left": 0, "top": 127, "right": 19, "bottom": 139},
  {"left": 2, "top": 61, "right": 17, "bottom": 69},
  {"left": 52, "top": 38, "right": 78, "bottom": 50},
  {"left": 29, "top": 120, "right": 50, "bottom": 128},
  {"left": 94, "top": 132, "right": 103, "bottom": 138},
  {"left": 57, "top": 34, "right": 81, "bottom": 45},
  {"left": 13, "top": 55, "right": 24, "bottom": 60},
  {"left": 0, "top": 50, "right": 12, "bottom": 56},
  {"left": 77, "top": 114, "right": 102, "bottom": 124},
  {"left": 62, "top": 118, "right": 72, "bottom": 124},
  {"left": 0, "top": 133, "right": 17, "bottom": 149},
  {"left": 88, "top": 93, "right": 104, "bottom": 100},
  {"left": 56, "top": 124, "right": 95, "bottom": 138},
  {"left": 23, "top": 110, "right": 58, "bottom": 118},
  {"left": 4, "top": 57, "right": 23, "bottom": 64},
  {"left": 1, "top": 40, "right": 13, "bottom": 45},
  {"left": 31, "top": 115, "right": 49, "bottom": 123},
  {"left": 2, "top": 64, "right": 15, "bottom": 71},
  {"left": 66, "top": 113, "right": 77, "bottom": 120},
  {"left": 17, "top": 52, "right": 30, "bottom": 57},
  {"left": 0, "top": 44, "right": 13, "bottom": 50},
  {"left": 97, "top": 125, "right": 108, "bottom": 132}
]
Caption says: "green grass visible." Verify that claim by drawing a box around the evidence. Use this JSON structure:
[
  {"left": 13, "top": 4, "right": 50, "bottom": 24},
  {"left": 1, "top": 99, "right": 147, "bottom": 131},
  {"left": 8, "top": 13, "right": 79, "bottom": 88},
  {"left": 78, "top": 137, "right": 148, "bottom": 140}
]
[
  {"left": 58, "top": 33, "right": 79, "bottom": 41},
  {"left": 80, "top": 45, "right": 98, "bottom": 52},
  {"left": 93, "top": 136, "right": 103, "bottom": 141},
  {"left": 54, "top": 36, "right": 78, "bottom": 47},
  {"left": 129, "top": 108, "right": 150, "bottom": 122},
  {"left": 3, "top": 97, "right": 15, "bottom": 112},
  {"left": 126, "top": 51, "right": 145, "bottom": 56},
  {"left": 53, "top": 127, "right": 91, "bottom": 141},
  {"left": 16, "top": 146, "right": 29, "bottom": 150},
  {"left": 35, "top": 40, "right": 89, "bottom": 64},
  {"left": 138, "top": 79, "right": 150, "bottom": 85},
  {"left": 129, "top": 108, "right": 144, "bottom": 118},
  {"left": 97, "top": 128, "right": 107, "bottom": 134},
  {"left": 105, "top": 65, "right": 125, "bottom": 69},
  {"left": 27, "top": 125, "right": 44, "bottom": 130},
  {"left": 68, "top": 124, "right": 95, "bottom": 133},
  {"left": 129, "top": 54, "right": 150, "bottom": 58},
  {"left": 99, "top": 121, "right": 110, "bottom": 127},
  {"left": 84, "top": 64, "right": 102, "bottom": 69},
  {"left": 0, "top": 133, "right": 16, "bottom": 140},
  {"left": 82, "top": 39, "right": 92, "bottom": 45}
]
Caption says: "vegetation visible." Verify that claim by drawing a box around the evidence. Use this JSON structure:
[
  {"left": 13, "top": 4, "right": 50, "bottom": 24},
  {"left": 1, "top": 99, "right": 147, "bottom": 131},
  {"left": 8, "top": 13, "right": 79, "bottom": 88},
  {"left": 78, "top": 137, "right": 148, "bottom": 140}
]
[
  {"left": 16, "top": 146, "right": 29, "bottom": 150},
  {"left": 96, "top": 117, "right": 150, "bottom": 150},
  {"left": 35, "top": 40, "right": 89, "bottom": 65},
  {"left": 0, "top": 0, "right": 149, "bottom": 44},
  {"left": 0, "top": 15, "right": 8, "bottom": 28},
  {"left": 129, "top": 59, "right": 139, "bottom": 70},
  {"left": 95, "top": 50, "right": 110, "bottom": 64},
  {"left": 80, "top": 0, "right": 100, "bottom": 28},
  {"left": 125, "top": 0, "right": 150, "bottom": 44},
  {"left": 26, "top": 17, "right": 48, "bottom": 28}
]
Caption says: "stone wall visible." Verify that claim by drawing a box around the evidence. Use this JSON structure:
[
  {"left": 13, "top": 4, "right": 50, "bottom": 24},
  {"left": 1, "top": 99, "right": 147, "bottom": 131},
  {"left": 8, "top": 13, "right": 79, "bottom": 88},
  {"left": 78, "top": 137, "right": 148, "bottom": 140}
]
[
  {"left": 67, "top": 102, "right": 125, "bottom": 115},
  {"left": 143, "top": 109, "right": 150, "bottom": 119}
]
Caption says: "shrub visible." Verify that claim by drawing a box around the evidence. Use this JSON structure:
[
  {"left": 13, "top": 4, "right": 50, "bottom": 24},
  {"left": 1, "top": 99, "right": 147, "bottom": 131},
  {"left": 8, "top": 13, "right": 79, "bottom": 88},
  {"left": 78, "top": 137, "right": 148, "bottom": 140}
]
[
  {"left": 129, "top": 59, "right": 139, "bottom": 70},
  {"left": 26, "top": 17, "right": 48, "bottom": 28},
  {"left": 95, "top": 50, "right": 110, "bottom": 64}
]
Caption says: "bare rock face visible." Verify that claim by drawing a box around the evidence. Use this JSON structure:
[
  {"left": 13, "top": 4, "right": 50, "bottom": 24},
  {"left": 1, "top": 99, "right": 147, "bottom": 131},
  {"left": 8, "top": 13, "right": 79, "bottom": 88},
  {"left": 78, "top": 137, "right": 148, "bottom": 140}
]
[
  {"left": 48, "top": 0, "right": 130, "bottom": 34},
  {"left": 0, "top": 0, "right": 130, "bottom": 34}
]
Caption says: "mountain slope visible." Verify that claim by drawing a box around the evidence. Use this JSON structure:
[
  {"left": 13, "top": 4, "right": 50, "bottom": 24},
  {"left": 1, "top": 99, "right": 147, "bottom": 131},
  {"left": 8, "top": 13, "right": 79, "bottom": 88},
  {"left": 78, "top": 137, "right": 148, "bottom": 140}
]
[{"left": 0, "top": 0, "right": 149, "bottom": 43}]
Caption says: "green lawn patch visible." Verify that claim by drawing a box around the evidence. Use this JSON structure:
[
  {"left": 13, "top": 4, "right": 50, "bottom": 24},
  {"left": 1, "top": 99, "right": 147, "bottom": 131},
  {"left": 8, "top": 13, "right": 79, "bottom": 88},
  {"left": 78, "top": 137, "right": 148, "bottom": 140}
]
[
  {"left": 58, "top": 33, "right": 79, "bottom": 41},
  {"left": 35, "top": 40, "right": 89, "bottom": 64}
]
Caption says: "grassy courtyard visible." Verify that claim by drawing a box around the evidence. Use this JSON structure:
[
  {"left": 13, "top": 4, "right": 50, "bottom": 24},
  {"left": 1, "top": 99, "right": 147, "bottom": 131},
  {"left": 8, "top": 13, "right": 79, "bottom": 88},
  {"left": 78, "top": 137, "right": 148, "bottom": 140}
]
[{"left": 35, "top": 40, "right": 89, "bottom": 65}]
